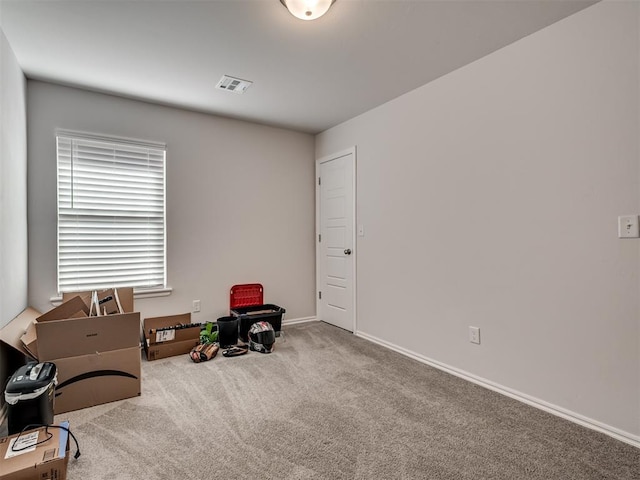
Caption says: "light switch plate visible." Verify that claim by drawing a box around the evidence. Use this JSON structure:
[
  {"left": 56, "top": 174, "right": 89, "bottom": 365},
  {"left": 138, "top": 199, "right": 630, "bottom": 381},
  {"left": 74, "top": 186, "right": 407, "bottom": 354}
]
[
  {"left": 618, "top": 215, "right": 639, "bottom": 238},
  {"left": 469, "top": 326, "right": 480, "bottom": 345}
]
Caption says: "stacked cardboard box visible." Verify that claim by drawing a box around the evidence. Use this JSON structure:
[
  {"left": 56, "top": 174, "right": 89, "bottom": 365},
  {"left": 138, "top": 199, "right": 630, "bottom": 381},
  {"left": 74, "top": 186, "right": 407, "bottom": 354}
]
[{"left": 0, "top": 288, "right": 141, "bottom": 414}]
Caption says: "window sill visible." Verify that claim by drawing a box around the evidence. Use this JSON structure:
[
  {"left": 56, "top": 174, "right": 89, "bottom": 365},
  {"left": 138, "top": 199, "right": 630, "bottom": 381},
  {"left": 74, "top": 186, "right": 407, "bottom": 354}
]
[{"left": 49, "top": 287, "right": 173, "bottom": 306}]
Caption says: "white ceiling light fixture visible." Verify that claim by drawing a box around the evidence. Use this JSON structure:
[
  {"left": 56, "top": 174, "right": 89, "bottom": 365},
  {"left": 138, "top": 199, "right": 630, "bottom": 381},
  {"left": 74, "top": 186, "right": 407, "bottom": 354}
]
[{"left": 280, "top": 0, "right": 336, "bottom": 21}]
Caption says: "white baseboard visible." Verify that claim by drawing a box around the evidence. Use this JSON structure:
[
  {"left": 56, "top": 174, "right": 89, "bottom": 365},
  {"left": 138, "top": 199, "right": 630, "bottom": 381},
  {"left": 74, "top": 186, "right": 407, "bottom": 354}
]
[
  {"left": 356, "top": 330, "right": 640, "bottom": 449},
  {"left": 283, "top": 316, "right": 316, "bottom": 326}
]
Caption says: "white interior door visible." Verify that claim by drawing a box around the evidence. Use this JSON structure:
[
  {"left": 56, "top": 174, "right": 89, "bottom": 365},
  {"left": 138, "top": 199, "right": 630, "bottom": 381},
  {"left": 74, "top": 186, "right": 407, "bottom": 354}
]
[{"left": 317, "top": 149, "right": 355, "bottom": 332}]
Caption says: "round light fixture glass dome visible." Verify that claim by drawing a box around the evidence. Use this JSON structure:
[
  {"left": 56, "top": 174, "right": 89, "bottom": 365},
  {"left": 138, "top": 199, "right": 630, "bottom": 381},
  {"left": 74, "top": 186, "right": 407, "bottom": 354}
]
[{"left": 280, "top": 0, "right": 336, "bottom": 21}]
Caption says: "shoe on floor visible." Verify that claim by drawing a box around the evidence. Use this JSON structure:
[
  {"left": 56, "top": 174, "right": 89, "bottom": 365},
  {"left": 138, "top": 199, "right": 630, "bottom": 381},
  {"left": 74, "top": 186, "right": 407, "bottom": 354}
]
[{"left": 222, "top": 345, "right": 249, "bottom": 357}]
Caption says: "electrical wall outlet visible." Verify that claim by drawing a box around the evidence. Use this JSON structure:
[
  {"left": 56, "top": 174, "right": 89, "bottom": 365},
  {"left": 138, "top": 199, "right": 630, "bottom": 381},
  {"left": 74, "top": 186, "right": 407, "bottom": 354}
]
[
  {"left": 618, "top": 215, "right": 639, "bottom": 238},
  {"left": 469, "top": 326, "right": 480, "bottom": 344},
  {"left": 192, "top": 300, "right": 201, "bottom": 313}
]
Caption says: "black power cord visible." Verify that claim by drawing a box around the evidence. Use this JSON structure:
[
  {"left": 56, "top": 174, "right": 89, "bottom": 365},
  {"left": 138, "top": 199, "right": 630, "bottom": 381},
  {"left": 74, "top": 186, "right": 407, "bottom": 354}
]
[{"left": 10, "top": 423, "right": 81, "bottom": 459}]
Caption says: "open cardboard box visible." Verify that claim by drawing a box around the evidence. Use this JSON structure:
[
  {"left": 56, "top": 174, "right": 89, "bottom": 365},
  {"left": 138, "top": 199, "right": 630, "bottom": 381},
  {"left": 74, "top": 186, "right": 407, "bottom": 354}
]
[
  {"left": 62, "top": 287, "right": 134, "bottom": 316},
  {"left": 0, "top": 289, "right": 141, "bottom": 414},
  {"left": 0, "top": 422, "right": 70, "bottom": 480},
  {"left": 142, "top": 313, "right": 200, "bottom": 361}
]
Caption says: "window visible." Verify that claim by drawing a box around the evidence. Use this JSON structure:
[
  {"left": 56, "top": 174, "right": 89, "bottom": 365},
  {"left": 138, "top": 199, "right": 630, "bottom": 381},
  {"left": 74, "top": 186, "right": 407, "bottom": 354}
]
[{"left": 56, "top": 131, "right": 166, "bottom": 293}]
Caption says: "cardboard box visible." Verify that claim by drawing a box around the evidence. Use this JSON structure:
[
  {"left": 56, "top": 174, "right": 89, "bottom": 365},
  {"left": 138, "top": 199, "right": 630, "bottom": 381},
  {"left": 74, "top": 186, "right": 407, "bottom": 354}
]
[
  {"left": 0, "top": 289, "right": 141, "bottom": 414},
  {"left": 62, "top": 287, "right": 134, "bottom": 316},
  {"left": 142, "top": 313, "right": 200, "bottom": 361},
  {"left": 53, "top": 348, "right": 140, "bottom": 414},
  {"left": 0, "top": 422, "right": 70, "bottom": 480}
]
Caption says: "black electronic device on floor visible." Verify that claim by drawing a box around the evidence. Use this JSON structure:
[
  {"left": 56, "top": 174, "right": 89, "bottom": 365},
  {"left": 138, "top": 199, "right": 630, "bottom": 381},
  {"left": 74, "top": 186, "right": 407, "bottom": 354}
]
[{"left": 5, "top": 362, "right": 57, "bottom": 435}]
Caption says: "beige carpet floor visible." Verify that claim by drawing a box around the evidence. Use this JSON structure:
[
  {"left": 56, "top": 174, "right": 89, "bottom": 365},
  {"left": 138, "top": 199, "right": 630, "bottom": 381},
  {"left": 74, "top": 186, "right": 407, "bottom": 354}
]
[{"left": 57, "top": 321, "right": 639, "bottom": 479}]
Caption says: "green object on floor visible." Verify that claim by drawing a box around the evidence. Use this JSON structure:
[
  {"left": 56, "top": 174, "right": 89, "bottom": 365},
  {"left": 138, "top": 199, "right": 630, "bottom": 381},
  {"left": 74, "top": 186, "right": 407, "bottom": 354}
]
[{"left": 199, "top": 322, "right": 218, "bottom": 344}]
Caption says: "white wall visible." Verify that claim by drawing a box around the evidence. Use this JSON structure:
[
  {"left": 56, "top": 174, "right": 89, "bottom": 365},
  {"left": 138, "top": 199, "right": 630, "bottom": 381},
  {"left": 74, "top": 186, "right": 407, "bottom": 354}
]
[
  {"left": 0, "top": 27, "right": 28, "bottom": 410},
  {"left": 27, "top": 82, "right": 316, "bottom": 322},
  {"left": 0, "top": 29, "right": 27, "bottom": 327},
  {"left": 316, "top": 1, "right": 639, "bottom": 441}
]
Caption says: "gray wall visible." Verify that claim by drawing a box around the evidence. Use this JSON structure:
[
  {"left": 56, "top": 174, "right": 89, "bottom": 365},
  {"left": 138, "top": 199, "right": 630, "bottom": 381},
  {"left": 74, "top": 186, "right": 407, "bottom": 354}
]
[
  {"left": 27, "top": 82, "right": 316, "bottom": 323},
  {"left": 0, "top": 28, "right": 28, "bottom": 410},
  {"left": 316, "top": 1, "right": 639, "bottom": 440},
  {"left": 0, "top": 30, "right": 27, "bottom": 327}
]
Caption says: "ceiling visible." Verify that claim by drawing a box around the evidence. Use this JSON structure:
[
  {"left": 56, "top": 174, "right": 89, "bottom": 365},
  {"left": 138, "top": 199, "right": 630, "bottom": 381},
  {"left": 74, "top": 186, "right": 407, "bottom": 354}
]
[{"left": 0, "top": 0, "right": 597, "bottom": 134}]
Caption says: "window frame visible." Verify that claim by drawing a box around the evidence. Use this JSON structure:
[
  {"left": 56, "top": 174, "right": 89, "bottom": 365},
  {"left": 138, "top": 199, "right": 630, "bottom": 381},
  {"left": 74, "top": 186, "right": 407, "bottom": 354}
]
[{"left": 55, "top": 130, "right": 168, "bottom": 296}]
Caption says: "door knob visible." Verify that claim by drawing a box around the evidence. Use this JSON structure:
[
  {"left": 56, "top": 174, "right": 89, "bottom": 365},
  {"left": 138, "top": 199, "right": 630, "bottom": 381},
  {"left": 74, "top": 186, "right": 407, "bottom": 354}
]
[{"left": 344, "top": 249, "right": 352, "bottom": 255}]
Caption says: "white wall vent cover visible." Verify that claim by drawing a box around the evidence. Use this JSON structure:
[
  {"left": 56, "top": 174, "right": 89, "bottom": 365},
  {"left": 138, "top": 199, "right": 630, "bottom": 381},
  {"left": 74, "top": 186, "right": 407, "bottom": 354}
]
[{"left": 216, "top": 75, "right": 252, "bottom": 94}]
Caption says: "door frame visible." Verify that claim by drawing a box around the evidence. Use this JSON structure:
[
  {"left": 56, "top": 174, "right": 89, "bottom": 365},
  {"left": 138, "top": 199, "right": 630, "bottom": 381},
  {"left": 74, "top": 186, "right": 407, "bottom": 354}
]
[{"left": 315, "top": 146, "right": 357, "bottom": 333}]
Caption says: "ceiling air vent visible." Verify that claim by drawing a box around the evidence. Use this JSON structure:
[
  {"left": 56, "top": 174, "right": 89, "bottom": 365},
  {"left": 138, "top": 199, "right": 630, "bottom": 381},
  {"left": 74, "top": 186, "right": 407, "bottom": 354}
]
[{"left": 216, "top": 75, "right": 252, "bottom": 94}]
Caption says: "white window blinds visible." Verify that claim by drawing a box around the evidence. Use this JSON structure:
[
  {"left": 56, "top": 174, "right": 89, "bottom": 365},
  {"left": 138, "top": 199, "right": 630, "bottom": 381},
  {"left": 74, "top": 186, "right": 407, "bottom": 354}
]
[{"left": 56, "top": 132, "right": 166, "bottom": 293}]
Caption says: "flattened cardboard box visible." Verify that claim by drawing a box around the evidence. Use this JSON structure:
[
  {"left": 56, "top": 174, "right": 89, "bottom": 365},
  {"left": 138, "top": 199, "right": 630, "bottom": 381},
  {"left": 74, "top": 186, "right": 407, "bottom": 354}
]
[
  {"left": 0, "top": 423, "right": 70, "bottom": 480},
  {"left": 0, "top": 291, "right": 141, "bottom": 415},
  {"left": 54, "top": 347, "right": 141, "bottom": 414},
  {"left": 142, "top": 313, "right": 200, "bottom": 361}
]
